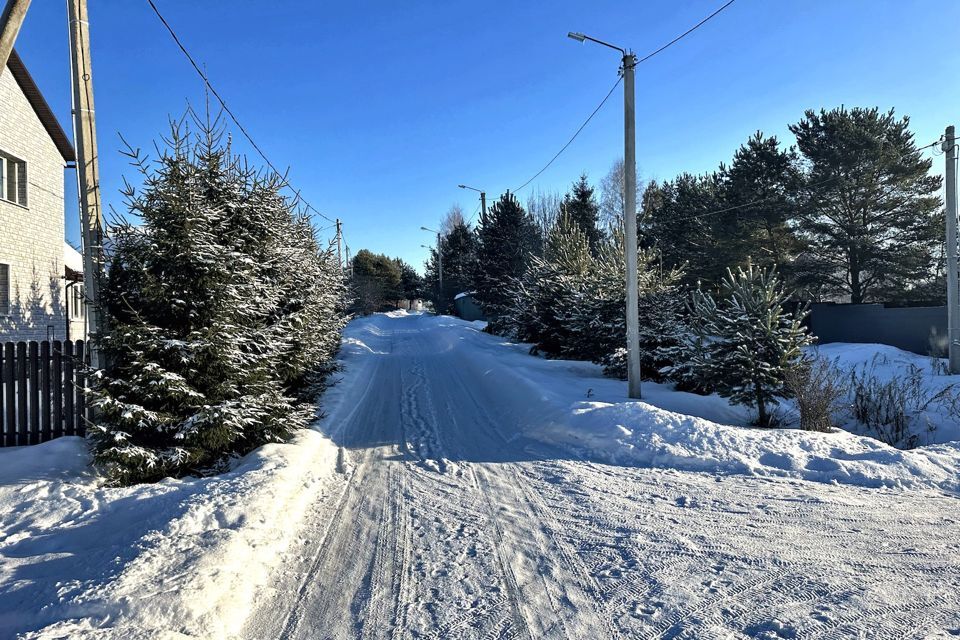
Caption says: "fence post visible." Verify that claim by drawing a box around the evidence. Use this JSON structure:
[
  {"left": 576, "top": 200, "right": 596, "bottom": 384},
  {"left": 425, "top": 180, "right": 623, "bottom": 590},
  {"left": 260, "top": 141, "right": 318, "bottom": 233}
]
[
  {"left": 75, "top": 340, "right": 86, "bottom": 437},
  {"left": 3, "top": 343, "right": 13, "bottom": 446},
  {"left": 28, "top": 341, "right": 39, "bottom": 444},
  {"left": 63, "top": 341, "right": 74, "bottom": 437},
  {"left": 52, "top": 341, "right": 63, "bottom": 439},
  {"left": 15, "top": 342, "right": 26, "bottom": 445},
  {"left": 40, "top": 341, "right": 51, "bottom": 443}
]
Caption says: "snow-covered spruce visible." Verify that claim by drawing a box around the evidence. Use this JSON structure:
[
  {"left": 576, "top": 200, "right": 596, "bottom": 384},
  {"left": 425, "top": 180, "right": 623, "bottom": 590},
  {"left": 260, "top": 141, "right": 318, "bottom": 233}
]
[
  {"left": 88, "top": 119, "right": 346, "bottom": 485},
  {"left": 685, "top": 264, "right": 810, "bottom": 427},
  {"left": 500, "top": 217, "right": 686, "bottom": 380}
]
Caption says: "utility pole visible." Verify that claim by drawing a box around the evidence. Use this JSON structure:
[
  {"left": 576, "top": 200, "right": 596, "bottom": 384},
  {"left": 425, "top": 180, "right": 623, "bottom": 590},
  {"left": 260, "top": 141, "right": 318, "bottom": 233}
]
[
  {"left": 335, "top": 218, "right": 343, "bottom": 271},
  {"left": 67, "top": 0, "right": 105, "bottom": 368},
  {"left": 479, "top": 191, "right": 487, "bottom": 227},
  {"left": 944, "top": 126, "right": 960, "bottom": 373},
  {"left": 568, "top": 31, "right": 642, "bottom": 399},
  {"left": 436, "top": 232, "right": 443, "bottom": 301},
  {"left": 622, "top": 52, "right": 641, "bottom": 398},
  {"left": 0, "top": 0, "right": 31, "bottom": 75}
]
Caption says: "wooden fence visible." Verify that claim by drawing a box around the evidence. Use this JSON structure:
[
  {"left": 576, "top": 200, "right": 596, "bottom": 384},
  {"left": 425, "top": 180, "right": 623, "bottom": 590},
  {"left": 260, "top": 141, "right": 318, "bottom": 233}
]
[{"left": 0, "top": 340, "right": 89, "bottom": 447}]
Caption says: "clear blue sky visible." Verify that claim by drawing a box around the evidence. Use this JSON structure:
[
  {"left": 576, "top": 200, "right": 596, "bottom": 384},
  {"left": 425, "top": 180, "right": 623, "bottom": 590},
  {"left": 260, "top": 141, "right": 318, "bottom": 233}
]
[{"left": 12, "top": 0, "right": 960, "bottom": 271}]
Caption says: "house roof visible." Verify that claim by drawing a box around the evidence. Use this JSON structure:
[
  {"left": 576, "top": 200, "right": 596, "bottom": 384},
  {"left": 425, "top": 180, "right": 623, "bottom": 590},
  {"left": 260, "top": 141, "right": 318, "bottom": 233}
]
[{"left": 5, "top": 49, "right": 76, "bottom": 163}]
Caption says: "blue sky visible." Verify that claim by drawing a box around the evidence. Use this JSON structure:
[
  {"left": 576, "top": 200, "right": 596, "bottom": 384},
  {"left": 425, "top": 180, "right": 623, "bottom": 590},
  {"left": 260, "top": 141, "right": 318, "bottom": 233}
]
[{"left": 12, "top": 0, "right": 960, "bottom": 271}]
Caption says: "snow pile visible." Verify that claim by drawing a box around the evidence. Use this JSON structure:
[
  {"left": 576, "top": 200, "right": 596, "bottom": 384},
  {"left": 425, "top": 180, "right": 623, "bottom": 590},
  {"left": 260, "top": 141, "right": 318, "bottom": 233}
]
[
  {"left": 535, "top": 400, "right": 960, "bottom": 491},
  {"left": 0, "top": 429, "right": 341, "bottom": 639},
  {"left": 428, "top": 315, "right": 960, "bottom": 492}
]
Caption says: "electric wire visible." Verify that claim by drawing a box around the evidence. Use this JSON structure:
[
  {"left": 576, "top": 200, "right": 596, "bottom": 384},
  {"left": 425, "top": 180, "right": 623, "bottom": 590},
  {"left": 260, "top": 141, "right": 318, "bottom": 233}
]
[
  {"left": 144, "top": 0, "right": 336, "bottom": 225},
  {"left": 510, "top": 0, "right": 737, "bottom": 195},
  {"left": 635, "top": 0, "right": 736, "bottom": 65}
]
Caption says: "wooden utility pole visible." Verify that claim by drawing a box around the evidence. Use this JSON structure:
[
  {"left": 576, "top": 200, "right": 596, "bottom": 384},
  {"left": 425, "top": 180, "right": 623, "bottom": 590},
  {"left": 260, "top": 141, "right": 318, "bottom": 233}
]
[
  {"left": 335, "top": 219, "right": 343, "bottom": 271},
  {"left": 944, "top": 126, "right": 960, "bottom": 373},
  {"left": 0, "top": 0, "right": 30, "bottom": 76},
  {"left": 67, "top": 0, "right": 105, "bottom": 368}
]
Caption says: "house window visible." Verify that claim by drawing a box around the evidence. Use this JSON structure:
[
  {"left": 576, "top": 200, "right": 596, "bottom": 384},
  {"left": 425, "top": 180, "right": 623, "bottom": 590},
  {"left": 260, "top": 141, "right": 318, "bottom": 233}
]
[
  {"left": 71, "top": 285, "right": 85, "bottom": 319},
  {"left": 0, "top": 152, "right": 27, "bottom": 207},
  {"left": 0, "top": 263, "right": 9, "bottom": 316}
]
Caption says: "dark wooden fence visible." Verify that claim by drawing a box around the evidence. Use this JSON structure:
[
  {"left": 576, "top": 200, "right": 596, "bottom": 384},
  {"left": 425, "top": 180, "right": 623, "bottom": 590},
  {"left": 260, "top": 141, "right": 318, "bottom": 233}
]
[{"left": 0, "top": 340, "right": 89, "bottom": 447}]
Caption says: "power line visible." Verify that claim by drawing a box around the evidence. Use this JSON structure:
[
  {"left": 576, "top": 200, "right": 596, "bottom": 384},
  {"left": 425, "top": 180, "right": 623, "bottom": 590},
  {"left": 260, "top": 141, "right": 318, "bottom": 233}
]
[
  {"left": 144, "top": 0, "right": 336, "bottom": 225},
  {"left": 513, "top": 74, "right": 623, "bottom": 194},
  {"left": 635, "top": 0, "right": 736, "bottom": 65},
  {"left": 510, "top": 0, "right": 736, "bottom": 195}
]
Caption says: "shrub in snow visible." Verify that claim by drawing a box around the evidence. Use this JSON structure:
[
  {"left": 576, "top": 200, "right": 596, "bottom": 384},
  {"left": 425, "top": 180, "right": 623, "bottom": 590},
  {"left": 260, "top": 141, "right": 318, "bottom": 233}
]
[
  {"left": 687, "top": 265, "right": 811, "bottom": 428},
  {"left": 88, "top": 118, "right": 346, "bottom": 485},
  {"left": 847, "top": 355, "right": 957, "bottom": 448},
  {"left": 784, "top": 356, "right": 847, "bottom": 432}
]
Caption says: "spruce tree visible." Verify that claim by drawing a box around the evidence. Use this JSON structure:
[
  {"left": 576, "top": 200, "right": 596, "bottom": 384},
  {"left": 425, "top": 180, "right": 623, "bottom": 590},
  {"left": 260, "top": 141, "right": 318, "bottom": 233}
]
[
  {"left": 423, "top": 220, "right": 478, "bottom": 314},
  {"left": 561, "top": 174, "right": 603, "bottom": 254},
  {"left": 89, "top": 118, "right": 345, "bottom": 484},
  {"left": 475, "top": 192, "right": 541, "bottom": 325},
  {"left": 688, "top": 265, "right": 810, "bottom": 427}
]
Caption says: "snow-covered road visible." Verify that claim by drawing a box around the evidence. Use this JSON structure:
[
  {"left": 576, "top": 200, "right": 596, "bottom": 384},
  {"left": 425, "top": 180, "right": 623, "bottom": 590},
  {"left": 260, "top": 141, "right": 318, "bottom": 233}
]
[{"left": 242, "top": 313, "right": 960, "bottom": 639}]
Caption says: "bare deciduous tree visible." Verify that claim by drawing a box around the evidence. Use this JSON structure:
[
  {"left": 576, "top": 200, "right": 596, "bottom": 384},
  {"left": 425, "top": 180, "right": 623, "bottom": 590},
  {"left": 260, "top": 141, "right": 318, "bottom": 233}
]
[
  {"left": 599, "top": 158, "right": 641, "bottom": 228},
  {"left": 440, "top": 204, "right": 467, "bottom": 236},
  {"left": 525, "top": 188, "right": 562, "bottom": 240}
]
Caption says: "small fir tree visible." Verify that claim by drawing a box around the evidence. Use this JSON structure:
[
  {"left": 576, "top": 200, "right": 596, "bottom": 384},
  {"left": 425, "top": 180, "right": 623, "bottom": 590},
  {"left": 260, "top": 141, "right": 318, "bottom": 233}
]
[
  {"left": 560, "top": 174, "right": 603, "bottom": 254},
  {"left": 688, "top": 264, "right": 810, "bottom": 427}
]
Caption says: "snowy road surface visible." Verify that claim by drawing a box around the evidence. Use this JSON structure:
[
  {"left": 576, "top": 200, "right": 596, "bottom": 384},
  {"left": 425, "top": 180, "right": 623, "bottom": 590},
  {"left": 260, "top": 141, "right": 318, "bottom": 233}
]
[{"left": 242, "top": 313, "right": 960, "bottom": 639}]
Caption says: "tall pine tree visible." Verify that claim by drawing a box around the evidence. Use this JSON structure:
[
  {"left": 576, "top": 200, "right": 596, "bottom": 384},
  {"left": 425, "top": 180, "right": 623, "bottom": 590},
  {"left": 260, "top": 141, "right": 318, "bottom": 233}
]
[{"left": 789, "top": 107, "right": 942, "bottom": 303}]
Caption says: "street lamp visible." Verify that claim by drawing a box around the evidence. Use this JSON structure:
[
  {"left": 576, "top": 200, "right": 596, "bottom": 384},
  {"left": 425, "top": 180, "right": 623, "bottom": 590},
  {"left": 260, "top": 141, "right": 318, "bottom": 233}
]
[
  {"left": 421, "top": 226, "right": 443, "bottom": 312},
  {"left": 569, "top": 31, "right": 641, "bottom": 400},
  {"left": 458, "top": 184, "right": 487, "bottom": 226}
]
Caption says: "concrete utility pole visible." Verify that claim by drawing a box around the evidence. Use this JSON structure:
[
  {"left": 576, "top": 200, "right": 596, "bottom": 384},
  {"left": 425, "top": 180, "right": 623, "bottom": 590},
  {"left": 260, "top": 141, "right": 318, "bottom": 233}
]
[
  {"left": 458, "top": 184, "right": 487, "bottom": 227},
  {"left": 944, "top": 126, "right": 960, "bottom": 373},
  {"left": 622, "top": 52, "right": 641, "bottom": 398},
  {"left": 0, "top": 0, "right": 31, "bottom": 76},
  {"left": 67, "top": 0, "right": 105, "bottom": 368},
  {"left": 569, "top": 31, "right": 642, "bottom": 399}
]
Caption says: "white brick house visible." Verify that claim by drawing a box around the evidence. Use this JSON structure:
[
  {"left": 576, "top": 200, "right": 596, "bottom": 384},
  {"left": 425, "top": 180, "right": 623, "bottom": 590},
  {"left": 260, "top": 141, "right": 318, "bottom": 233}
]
[{"left": 0, "top": 49, "right": 81, "bottom": 342}]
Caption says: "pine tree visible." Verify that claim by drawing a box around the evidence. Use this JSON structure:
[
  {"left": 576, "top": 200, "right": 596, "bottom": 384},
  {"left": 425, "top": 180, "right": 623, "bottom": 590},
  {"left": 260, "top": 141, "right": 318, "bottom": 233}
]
[
  {"left": 475, "top": 192, "right": 541, "bottom": 326},
  {"left": 641, "top": 173, "right": 727, "bottom": 288},
  {"left": 88, "top": 117, "right": 345, "bottom": 484},
  {"left": 395, "top": 259, "right": 424, "bottom": 303},
  {"left": 789, "top": 107, "right": 942, "bottom": 303},
  {"left": 688, "top": 264, "right": 810, "bottom": 427},
  {"left": 351, "top": 249, "right": 402, "bottom": 314},
  {"left": 718, "top": 132, "right": 803, "bottom": 271},
  {"left": 560, "top": 174, "right": 603, "bottom": 254}
]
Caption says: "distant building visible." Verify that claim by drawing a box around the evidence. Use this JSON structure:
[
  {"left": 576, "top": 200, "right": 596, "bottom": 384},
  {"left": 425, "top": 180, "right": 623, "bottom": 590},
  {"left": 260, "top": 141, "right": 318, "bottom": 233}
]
[
  {"left": 0, "top": 50, "right": 81, "bottom": 342},
  {"left": 453, "top": 292, "right": 485, "bottom": 322}
]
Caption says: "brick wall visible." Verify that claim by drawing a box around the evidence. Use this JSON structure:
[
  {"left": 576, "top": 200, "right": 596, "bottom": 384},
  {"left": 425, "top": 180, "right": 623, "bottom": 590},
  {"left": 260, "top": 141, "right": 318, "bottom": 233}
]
[{"left": 0, "top": 68, "right": 70, "bottom": 342}]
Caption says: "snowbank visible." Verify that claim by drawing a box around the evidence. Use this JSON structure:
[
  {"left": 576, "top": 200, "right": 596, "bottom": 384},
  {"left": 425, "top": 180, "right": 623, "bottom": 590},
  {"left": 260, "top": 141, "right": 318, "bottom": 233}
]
[
  {"left": 420, "top": 315, "right": 960, "bottom": 493},
  {"left": 1, "top": 428, "right": 341, "bottom": 639}
]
